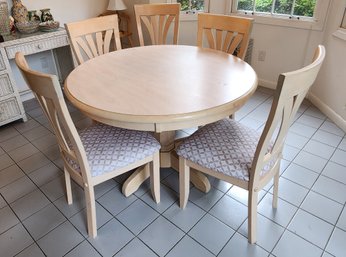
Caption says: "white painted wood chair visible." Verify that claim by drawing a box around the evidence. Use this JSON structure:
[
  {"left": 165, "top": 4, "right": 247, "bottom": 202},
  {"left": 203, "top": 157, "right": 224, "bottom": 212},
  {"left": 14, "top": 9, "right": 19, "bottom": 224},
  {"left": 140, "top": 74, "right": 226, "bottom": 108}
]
[
  {"left": 15, "top": 52, "right": 161, "bottom": 238},
  {"left": 197, "top": 13, "right": 253, "bottom": 60},
  {"left": 177, "top": 45, "right": 326, "bottom": 244},
  {"left": 134, "top": 3, "right": 180, "bottom": 46},
  {"left": 65, "top": 15, "right": 122, "bottom": 65}
]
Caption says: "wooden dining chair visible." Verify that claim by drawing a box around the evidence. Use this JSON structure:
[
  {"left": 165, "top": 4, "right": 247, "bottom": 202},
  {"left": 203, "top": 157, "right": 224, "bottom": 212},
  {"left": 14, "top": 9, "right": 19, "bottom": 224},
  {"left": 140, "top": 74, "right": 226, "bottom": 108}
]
[
  {"left": 197, "top": 13, "right": 254, "bottom": 60},
  {"left": 15, "top": 52, "right": 161, "bottom": 238},
  {"left": 177, "top": 45, "right": 326, "bottom": 244},
  {"left": 134, "top": 3, "right": 180, "bottom": 46},
  {"left": 65, "top": 15, "right": 122, "bottom": 65}
]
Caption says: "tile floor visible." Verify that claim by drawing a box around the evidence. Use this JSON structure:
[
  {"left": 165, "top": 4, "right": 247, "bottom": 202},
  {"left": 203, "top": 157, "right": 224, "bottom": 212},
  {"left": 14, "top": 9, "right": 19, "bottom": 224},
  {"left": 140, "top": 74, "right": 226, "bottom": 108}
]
[{"left": 0, "top": 87, "right": 345, "bottom": 257}]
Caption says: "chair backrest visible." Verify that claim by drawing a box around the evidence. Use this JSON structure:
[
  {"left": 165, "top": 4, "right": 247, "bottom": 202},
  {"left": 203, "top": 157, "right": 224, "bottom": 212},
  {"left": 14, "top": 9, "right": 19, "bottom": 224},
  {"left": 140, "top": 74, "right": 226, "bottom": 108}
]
[
  {"left": 65, "top": 15, "right": 122, "bottom": 65},
  {"left": 197, "top": 13, "right": 253, "bottom": 60},
  {"left": 15, "top": 52, "right": 92, "bottom": 185},
  {"left": 251, "top": 45, "right": 326, "bottom": 186},
  {"left": 134, "top": 3, "right": 180, "bottom": 46}
]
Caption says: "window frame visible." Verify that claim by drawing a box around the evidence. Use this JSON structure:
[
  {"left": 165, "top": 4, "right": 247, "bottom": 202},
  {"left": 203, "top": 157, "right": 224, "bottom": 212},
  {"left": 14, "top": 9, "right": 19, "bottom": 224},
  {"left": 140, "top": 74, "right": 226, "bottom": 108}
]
[
  {"left": 332, "top": 7, "right": 346, "bottom": 41},
  {"left": 168, "top": 0, "right": 210, "bottom": 21},
  {"left": 229, "top": 0, "right": 331, "bottom": 31}
]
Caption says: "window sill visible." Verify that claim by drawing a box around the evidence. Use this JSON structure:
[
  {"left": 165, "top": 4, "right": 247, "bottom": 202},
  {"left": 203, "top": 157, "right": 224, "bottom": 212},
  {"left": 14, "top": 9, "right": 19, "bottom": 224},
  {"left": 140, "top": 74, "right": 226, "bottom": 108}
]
[
  {"left": 333, "top": 29, "right": 346, "bottom": 41},
  {"left": 230, "top": 13, "right": 323, "bottom": 31},
  {"left": 179, "top": 12, "right": 199, "bottom": 21}
]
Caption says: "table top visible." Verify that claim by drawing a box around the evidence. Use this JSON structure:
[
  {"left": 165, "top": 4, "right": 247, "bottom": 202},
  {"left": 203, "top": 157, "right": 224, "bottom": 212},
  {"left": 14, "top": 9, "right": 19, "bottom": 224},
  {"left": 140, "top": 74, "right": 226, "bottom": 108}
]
[{"left": 64, "top": 45, "right": 258, "bottom": 132}]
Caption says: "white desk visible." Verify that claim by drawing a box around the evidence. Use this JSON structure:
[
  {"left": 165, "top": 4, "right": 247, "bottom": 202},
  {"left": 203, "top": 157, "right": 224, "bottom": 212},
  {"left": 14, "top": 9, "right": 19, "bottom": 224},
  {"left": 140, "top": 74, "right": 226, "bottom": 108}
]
[{"left": 0, "top": 28, "right": 72, "bottom": 126}]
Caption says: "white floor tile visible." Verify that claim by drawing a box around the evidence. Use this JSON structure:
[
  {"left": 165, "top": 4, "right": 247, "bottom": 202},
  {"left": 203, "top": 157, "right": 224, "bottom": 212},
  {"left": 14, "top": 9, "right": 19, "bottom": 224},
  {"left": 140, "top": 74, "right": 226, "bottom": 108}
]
[
  {"left": 188, "top": 213, "right": 235, "bottom": 255},
  {"left": 239, "top": 214, "right": 284, "bottom": 252},
  {"left": 166, "top": 236, "right": 213, "bottom": 257},
  {"left": 114, "top": 238, "right": 156, "bottom": 257},
  {"left": 0, "top": 223, "right": 34, "bottom": 257},
  {"left": 117, "top": 199, "right": 159, "bottom": 235},
  {"left": 138, "top": 216, "right": 184, "bottom": 256},
  {"left": 320, "top": 121, "right": 345, "bottom": 137},
  {"left": 336, "top": 207, "right": 346, "bottom": 231},
  {"left": 272, "top": 177, "right": 309, "bottom": 207},
  {"left": 258, "top": 193, "right": 297, "bottom": 227},
  {"left": 282, "top": 163, "right": 319, "bottom": 188},
  {"left": 312, "top": 175, "right": 346, "bottom": 204},
  {"left": 218, "top": 233, "right": 269, "bottom": 257},
  {"left": 330, "top": 149, "right": 346, "bottom": 167},
  {"left": 301, "top": 191, "right": 343, "bottom": 225},
  {"left": 209, "top": 194, "right": 248, "bottom": 230},
  {"left": 65, "top": 240, "right": 101, "bottom": 257},
  {"left": 326, "top": 228, "right": 346, "bottom": 257},
  {"left": 293, "top": 150, "right": 328, "bottom": 173},
  {"left": 303, "top": 140, "right": 335, "bottom": 160},
  {"left": 312, "top": 130, "right": 343, "bottom": 147},
  {"left": 288, "top": 210, "right": 334, "bottom": 248},
  {"left": 163, "top": 201, "right": 205, "bottom": 233},
  {"left": 322, "top": 161, "right": 346, "bottom": 184},
  {"left": 273, "top": 230, "right": 323, "bottom": 257},
  {"left": 37, "top": 221, "right": 84, "bottom": 257}
]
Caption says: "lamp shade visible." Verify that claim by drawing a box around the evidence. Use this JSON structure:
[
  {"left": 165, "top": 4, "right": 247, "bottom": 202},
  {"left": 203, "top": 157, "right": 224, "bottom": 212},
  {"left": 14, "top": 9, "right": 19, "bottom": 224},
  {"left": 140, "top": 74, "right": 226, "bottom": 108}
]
[{"left": 107, "top": 0, "right": 127, "bottom": 11}]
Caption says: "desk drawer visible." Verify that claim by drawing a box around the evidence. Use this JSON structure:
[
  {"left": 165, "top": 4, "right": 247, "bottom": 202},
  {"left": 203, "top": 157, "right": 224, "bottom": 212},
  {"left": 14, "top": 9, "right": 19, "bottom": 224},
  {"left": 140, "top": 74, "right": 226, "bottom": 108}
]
[
  {"left": 0, "top": 51, "right": 5, "bottom": 71},
  {"left": 5, "top": 35, "right": 69, "bottom": 59},
  {"left": 0, "top": 73, "right": 13, "bottom": 98},
  {"left": 0, "top": 97, "right": 21, "bottom": 122}
]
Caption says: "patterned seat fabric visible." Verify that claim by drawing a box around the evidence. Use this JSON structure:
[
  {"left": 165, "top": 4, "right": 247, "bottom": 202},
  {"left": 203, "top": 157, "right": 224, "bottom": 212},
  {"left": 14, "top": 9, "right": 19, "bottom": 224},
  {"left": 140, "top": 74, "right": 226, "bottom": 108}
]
[
  {"left": 177, "top": 119, "right": 274, "bottom": 181},
  {"left": 70, "top": 123, "right": 160, "bottom": 177}
]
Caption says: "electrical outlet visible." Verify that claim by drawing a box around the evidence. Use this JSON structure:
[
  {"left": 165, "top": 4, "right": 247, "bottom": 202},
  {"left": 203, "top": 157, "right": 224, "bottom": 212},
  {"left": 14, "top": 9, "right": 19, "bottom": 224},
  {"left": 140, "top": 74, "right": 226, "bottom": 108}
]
[
  {"left": 258, "top": 50, "right": 266, "bottom": 62},
  {"left": 40, "top": 57, "right": 49, "bottom": 70}
]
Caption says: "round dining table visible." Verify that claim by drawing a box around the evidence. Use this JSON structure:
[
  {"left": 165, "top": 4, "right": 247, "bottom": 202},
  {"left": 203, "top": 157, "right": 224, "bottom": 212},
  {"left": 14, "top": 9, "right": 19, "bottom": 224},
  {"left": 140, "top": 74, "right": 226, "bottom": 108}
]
[{"left": 64, "top": 45, "right": 258, "bottom": 196}]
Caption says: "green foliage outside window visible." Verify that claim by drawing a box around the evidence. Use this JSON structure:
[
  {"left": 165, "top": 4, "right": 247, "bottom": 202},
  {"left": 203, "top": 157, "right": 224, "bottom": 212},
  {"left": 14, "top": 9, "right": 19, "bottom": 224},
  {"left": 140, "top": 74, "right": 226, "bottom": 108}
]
[
  {"left": 237, "top": 0, "right": 316, "bottom": 17},
  {"left": 178, "top": 0, "right": 204, "bottom": 11}
]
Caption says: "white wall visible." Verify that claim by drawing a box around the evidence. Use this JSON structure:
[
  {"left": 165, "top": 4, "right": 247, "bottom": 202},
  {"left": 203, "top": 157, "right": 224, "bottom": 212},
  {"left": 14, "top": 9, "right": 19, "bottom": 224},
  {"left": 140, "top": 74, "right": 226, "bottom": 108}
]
[
  {"left": 9, "top": 0, "right": 108, "bottom": 24},
  {"left": 308, "top": 0, "right": 346, "bottom": 130}
]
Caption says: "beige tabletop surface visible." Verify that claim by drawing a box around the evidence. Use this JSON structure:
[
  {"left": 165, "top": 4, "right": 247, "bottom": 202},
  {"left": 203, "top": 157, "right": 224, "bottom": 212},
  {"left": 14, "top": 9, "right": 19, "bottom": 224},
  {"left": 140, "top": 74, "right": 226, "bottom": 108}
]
[{"left": 64, "top": 45, "right": 258, "bottom": 133}]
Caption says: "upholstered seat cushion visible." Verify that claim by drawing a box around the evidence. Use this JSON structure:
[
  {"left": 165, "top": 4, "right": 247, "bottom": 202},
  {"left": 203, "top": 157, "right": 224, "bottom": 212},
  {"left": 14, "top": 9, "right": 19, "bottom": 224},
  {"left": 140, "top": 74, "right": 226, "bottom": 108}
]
[
  {"left": 72, "top": 123, "right": 160, "bottom": 177},
  {"left": 177, "top": 119, "right": 273, "bottom": 181}
]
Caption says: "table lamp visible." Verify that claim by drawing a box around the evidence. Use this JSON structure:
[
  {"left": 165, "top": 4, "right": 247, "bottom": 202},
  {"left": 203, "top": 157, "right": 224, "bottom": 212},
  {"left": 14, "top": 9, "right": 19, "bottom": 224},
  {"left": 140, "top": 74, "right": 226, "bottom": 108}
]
[{"left": 107, "top": 0, "right": 127, "bottom": 11}]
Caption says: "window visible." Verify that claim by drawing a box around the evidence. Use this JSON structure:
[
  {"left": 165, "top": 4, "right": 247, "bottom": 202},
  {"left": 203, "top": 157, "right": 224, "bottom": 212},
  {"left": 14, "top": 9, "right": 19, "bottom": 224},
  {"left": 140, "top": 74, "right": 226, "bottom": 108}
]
[
  {"left": 231, "top": 0, "right": 331, "bottom": 30},
  {"left": 236, "top": 0, "right": 316, "bottom": 19},
  {"left": 341, "top": 8, "right": 346, "bottom": 29},
  {"left": 177, "top": 0, "right": 205, "bottom": 12},
  {"left": 169, "top": 0, "right": 209, "bottom": 14}
]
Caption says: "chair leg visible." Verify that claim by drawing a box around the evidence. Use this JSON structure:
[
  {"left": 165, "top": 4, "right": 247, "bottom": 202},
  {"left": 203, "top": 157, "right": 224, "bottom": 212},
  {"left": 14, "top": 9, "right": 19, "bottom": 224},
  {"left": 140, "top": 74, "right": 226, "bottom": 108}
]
[
  {"left": 179, "top": 157, "right": 190, "bottom": 209},
  {"left": 272, "top": 168, "right": 280, "bottom": 208},
  {"left": 150, "top": 152, "right": 160, "bottom": 203},
  {"left": 248, "top": 190, "right": 258, "bottom": 244},
  {"left": 84, "top": 186, "right": 97, "bottom": 238},
  {"left": 64, "top": 168, "right": 73, "bottom": 205}
]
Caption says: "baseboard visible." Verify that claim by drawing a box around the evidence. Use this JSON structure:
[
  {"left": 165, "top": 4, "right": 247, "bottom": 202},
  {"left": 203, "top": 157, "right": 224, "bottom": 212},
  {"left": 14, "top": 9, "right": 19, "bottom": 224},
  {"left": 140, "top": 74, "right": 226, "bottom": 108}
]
[
  {"left": 19, "top": 89, "right": 34, "bottom": 102},
  {"left": 308, "top": 92, "right": 346, "bottom": 132},
  {"left": 258, "top": 79, "right": 277, "bottom": 89}
]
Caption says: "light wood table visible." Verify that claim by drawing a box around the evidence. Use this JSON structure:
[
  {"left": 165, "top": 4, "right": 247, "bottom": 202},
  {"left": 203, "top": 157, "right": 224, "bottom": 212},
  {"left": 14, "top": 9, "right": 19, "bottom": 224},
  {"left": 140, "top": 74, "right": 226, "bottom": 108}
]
[{"left": 64, "top": 45, "right": 258, "bottom": 196}]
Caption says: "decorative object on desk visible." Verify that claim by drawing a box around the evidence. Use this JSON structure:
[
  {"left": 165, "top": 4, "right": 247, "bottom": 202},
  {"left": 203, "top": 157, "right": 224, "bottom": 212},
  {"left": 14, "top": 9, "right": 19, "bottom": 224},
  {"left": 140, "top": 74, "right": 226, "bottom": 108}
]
[
  {"left": 16, "top": 20, "right": 40, "bottom": 33},
  {"left": 39, "top": 20, "right": 59, "bottom": 32},
  {"left": 40, "top": 8, "right": 53, "bottom": 22},
  {"left": 0, "top": 1, "right": 11, "bottom": 36},
  {"left": 11, "top": 0, "right": 28, "bottom": 24},
  {"left": 28, "top": 10, "right": 40, "bottom": 22}
]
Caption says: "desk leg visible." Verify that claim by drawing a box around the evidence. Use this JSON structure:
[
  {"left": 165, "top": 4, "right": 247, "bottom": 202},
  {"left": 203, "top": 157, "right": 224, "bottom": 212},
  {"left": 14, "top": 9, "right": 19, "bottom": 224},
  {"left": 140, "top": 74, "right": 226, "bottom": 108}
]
[{"left": 121, "top": 131, "right": 211, "bottom": 197}]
